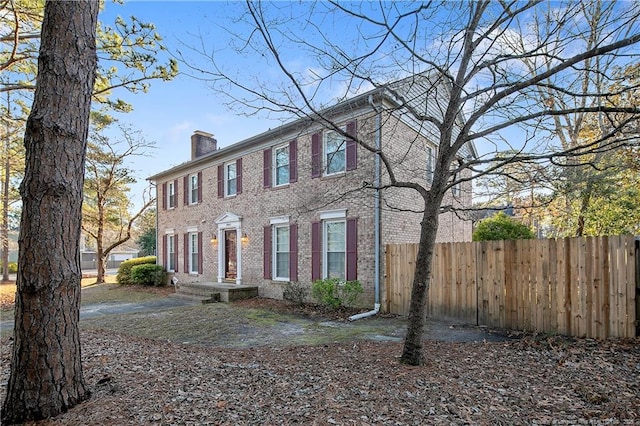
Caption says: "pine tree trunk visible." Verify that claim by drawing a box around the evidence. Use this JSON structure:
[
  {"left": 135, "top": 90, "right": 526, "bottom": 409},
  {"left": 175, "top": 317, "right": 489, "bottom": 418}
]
[
  {"left": 2, "top": 140, "right": 9, "bottom": 282},
  {"left": 1, "top": 1, "right": 98, "bottom": 423}
]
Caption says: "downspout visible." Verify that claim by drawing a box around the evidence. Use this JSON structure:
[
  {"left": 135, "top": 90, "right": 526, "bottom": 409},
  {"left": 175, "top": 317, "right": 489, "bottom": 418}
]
[{"left": 349, "top": 95, "right": 382, "bottom": 321}]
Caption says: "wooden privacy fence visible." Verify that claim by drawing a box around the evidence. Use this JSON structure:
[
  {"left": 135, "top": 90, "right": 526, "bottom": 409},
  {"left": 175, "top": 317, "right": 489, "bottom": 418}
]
[{"left": 385, "top": 235, "right": 638, "bottom": 339}]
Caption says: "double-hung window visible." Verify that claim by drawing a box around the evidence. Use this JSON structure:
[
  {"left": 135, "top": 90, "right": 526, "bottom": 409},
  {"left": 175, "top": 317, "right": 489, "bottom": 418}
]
[
  {"left": 226, "top": 162, "right": 237, "bottom": 196},
  {"left": 189, "top": 174, "right": 198, "bottom": 204},
  {"left": 312, "top": 210, "right": 357, "bottom": 282},
  {"left": 167, "top": 234, "right": 176, "bottom": 272},
  {"left": 274, "top": 145, "right": 290, "bottom": 186},
  {"left": 273, "top": 225, "right": 290, "bottom": 280},
  {"left": 324, "top": 220, "right": 346, "bottom": 279},
  {"left": 426, "top": 146, "right": 434, "bottom": 184},
  {"left": 264, "top": 217, "right": 298, "bottom": 281},
  {"left": 324, "top": 131, "right": 346, "bottom": 175},
  {"left": 167, "top": 181, "right": 176, "bottom": 208},
  {"left": 188, "top": 232, "right": 199, "bottom": 274}
]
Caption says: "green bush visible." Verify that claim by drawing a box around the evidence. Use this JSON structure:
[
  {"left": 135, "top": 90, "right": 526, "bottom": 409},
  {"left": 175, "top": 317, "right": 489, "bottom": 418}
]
[
  {"left": 311, "top": 278, "right": 363, "bottom": 308},
  {"left": 0, "top": 262, "right": 18, "bottom": 274},
  {"left": 116, "top": 256, "right": 157, "bottom": 285},
  {"left": 472, "top": 212, "right": 536, "bottom": 241},
  {"left": 130, "top": 263, "right": 167, "bottom": 287}
]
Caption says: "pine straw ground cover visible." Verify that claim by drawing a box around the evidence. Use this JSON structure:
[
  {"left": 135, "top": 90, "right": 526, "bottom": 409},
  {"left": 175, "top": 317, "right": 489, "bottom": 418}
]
[{"left": 1, "top": 330, "right": 639, "bottom": 424}]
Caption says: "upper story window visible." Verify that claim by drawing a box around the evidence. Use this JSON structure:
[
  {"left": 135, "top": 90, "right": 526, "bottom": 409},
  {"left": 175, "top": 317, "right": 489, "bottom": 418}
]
[
  {"left": 274, "top": 145, "right": 290, "bottom": 186},
  {"left": 263, "top": 140, "right": 297, "bottom": 189},
  {"left": 167, "top": 181, "right": 176, "bottom": 209},
  {"left": 324, "top": 131, "right": 346, "bottom": 176},
  {"left": 226, "top": 162, "right": 237, "bottom": 196},
  {"left": 450, "top": 157, "right": 463, "bottom": 198},
  {"left": 311, "top": 121, "right": 357, "bottom": 179},
  {"left": 426, "top": 146, "right": 434, "bottom": 184},
  {"left": 217, "top": 159, "right": 242, "bottom": 198},
  {"left": 190, "top": 174, "right": 199, "bottom": 204}
]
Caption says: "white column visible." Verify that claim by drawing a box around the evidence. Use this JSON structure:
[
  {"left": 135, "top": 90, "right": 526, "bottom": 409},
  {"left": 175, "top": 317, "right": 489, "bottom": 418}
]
[
  {"left": 216, "top": 227, "right": 224, "bottom": 283},
  {"left": 235, "top": 227, "right": 242, "bottom": 285}
]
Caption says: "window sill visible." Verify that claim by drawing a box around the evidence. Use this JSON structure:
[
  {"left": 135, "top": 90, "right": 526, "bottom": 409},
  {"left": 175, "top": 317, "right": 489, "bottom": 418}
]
[
  {"left": 270, "top": 184, "right": 290, "bottom": 190},
  {"left": 322, "top": 171, "right": 346, "bottom": 179}
]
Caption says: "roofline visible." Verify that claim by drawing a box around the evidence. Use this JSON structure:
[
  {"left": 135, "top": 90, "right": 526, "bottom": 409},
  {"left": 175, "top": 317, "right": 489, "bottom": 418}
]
[{"left": 147, "top": 88, "right": 386, "bottom": 182}]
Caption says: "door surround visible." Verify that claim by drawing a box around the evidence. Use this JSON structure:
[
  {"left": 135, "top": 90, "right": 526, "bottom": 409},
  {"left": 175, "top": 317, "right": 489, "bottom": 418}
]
[{"left": 215, "top": 212, "right": 243, "bottom": 285}]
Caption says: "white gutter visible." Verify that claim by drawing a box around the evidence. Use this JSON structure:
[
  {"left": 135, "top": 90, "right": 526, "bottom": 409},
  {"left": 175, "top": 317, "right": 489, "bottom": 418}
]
[{"left": 349, "top": 95, "right": 382, "bottom": 321}]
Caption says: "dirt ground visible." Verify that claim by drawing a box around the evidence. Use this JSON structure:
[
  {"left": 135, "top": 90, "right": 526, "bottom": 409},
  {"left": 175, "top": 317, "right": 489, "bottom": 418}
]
[{"left": 1, "top": 285, "right": 639, "bottom": 425}]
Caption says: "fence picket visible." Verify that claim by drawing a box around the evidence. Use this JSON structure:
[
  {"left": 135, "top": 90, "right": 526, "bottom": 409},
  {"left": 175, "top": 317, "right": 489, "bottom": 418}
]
[{"left": 385, "top": 236, "right": 637, "bottom": 339}]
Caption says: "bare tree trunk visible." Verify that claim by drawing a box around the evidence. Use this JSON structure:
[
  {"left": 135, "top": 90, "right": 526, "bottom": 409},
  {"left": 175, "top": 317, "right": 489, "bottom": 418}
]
[
  {"left": 400, "top": 196, "right": 441, "bottom": 366},
  {"left": 1, "top": 1, "right": 98, "bottom": 423},
  {"left": 96, "top": 238, "right": 106, "bottom": 284}
]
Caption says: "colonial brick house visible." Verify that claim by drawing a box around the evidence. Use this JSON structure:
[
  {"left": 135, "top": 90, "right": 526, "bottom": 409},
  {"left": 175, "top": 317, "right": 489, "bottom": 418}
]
[{"left": 148, "top": 73, "right": 476, "bottom": 309}]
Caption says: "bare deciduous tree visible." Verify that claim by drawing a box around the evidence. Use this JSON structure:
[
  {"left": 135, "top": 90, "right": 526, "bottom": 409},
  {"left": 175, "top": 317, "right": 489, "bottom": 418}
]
[
  {"left": 83, "top": 123, "right": 156, "bottom": 283},
  {"left": 182, "top": 1, "right": 639, "bottom": 365}
]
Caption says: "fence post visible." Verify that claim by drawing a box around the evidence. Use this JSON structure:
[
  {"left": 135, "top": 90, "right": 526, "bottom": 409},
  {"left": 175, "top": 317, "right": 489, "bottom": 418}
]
[{"left": 635, "top": 237, "right": 640, "bottom": 337}]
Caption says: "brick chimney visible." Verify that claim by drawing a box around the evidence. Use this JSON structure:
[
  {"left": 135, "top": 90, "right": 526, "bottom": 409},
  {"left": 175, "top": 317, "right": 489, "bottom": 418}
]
[{"left": 191, "top": 130, "right": 217, "bottom": 159}]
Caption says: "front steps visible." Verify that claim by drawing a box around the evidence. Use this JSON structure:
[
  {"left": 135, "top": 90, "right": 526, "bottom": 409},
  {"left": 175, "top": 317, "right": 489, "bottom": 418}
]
[{"left": 174, "top": 282, "right": 258, "bottom": 304}]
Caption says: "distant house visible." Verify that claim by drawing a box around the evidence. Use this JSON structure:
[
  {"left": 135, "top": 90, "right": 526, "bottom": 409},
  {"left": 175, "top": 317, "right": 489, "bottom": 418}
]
[
  {"left": 79, "top": 233, "right": 139, "bottom": 270},
  {"left": 148, "top": 73, "right": 477, "bottom": 306}
]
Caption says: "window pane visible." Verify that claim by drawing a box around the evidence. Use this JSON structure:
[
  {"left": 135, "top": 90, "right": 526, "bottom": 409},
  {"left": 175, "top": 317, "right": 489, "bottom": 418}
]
[
  {"left": 168, "top": 183, "right": 175, "bottom": 207},
  {"left": 325, "top": 133, "right": 345, "bottom": 174},
  {"left": 326, "top": 222, "right": 345, "bottom": 251},
  {"left": 276, "top": 253, "right": 289, "bottom": 278},
  {"left": 274, "top": 226, "right": 289, "bottom": 279},
  {"left": 191, "top": 175, "right": 198, "bottom": 203},
  {"left": 190, "top": 233, "right": 199, "bottom": 273},
  {"left": 168, "top": 235, "right": 175, "bottom": 271},
  {"left": 325, "top": 221, "right": 345, "bottom": 279},
  {"left": 226, "top": 163, "right": 236, "bottom": 195},
  {"left": 327, "top": 252, "right": 345, "bottom": 279},
  {"left": 275, "top": 146, "right": 289, "bottom": 185}
]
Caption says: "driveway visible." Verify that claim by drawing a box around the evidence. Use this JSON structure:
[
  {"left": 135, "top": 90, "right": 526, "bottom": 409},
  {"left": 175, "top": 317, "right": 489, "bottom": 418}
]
[{"left": 1, "top": 296, "right": 513, "bottom": 346}]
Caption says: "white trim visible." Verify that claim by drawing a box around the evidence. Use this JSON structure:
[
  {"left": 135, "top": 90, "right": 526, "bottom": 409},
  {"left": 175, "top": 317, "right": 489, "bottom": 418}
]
[
  {"left": 323, "top": 128, "right": 347, "bottom": 176},
  {"left": 189, "top": 173, "right": 199, "bottom": 205},
  {"left": 322, "top": 219, "right": 346, "bottom": 280},
  {"left": 215, "top": 212, "right": 243, "bottom": 285},
  {"left": 273, "top": 143, "right": 290, "bottom": 187},
  {"left": 272, "top": 224, "right": 290, "bottom": 281},
  {"left": 269, "top": 215, "right": 290, "bottom": 225},
  {"left": 165, "top": 228, "right": 174, "bottom": 235},
  {"left": 224, "top": 161, "right": 237, "bottom": 197},
  {"left": 319, "top": 209, "right": 347, "bottom": 220},
  {"left": 167, "top": 234, "right": 176, "bottom": 273},
  {"left": 167, "top": 181, "right": 176, "bottom": 209},
  {"left": 188, "top": 232, "right": 199, "bottom": 274},
  {"left": 186, "top": 226, "right": 198, "bottom": 233}
]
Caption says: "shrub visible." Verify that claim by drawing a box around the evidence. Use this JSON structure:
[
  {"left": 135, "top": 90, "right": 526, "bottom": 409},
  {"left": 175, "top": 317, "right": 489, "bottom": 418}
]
[
  {"left": 130, "top": 264, "right": 167, "bottom": 286},
  {"left": 282, "top": 281, "right": 309, "bottom": 305},
  {"left": 311, "top": 278, "right": 363, "bottom": 308},
  {"left": 0, "top": 262, "right": 18, "bottom": 274},
  {"left": 116, "top": 256, "right": 157, "bottom": 285},
  {"left": 472, "top": 212, "right": 536, "bottom": 241}
]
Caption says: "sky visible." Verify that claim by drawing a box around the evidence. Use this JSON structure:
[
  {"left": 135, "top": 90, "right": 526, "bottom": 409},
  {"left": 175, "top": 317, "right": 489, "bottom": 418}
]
[
  {"left": 99, "top": 1, "right": 286, "bottom": 208},
  {"left": 95, "top": 1, "right": 638, "bottom": 211}
]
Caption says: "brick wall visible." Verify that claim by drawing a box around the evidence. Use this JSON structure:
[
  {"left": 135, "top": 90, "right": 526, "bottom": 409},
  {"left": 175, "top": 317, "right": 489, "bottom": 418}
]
[{"left": 155, "top": 108, "right": 472, "bottom": 307}]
